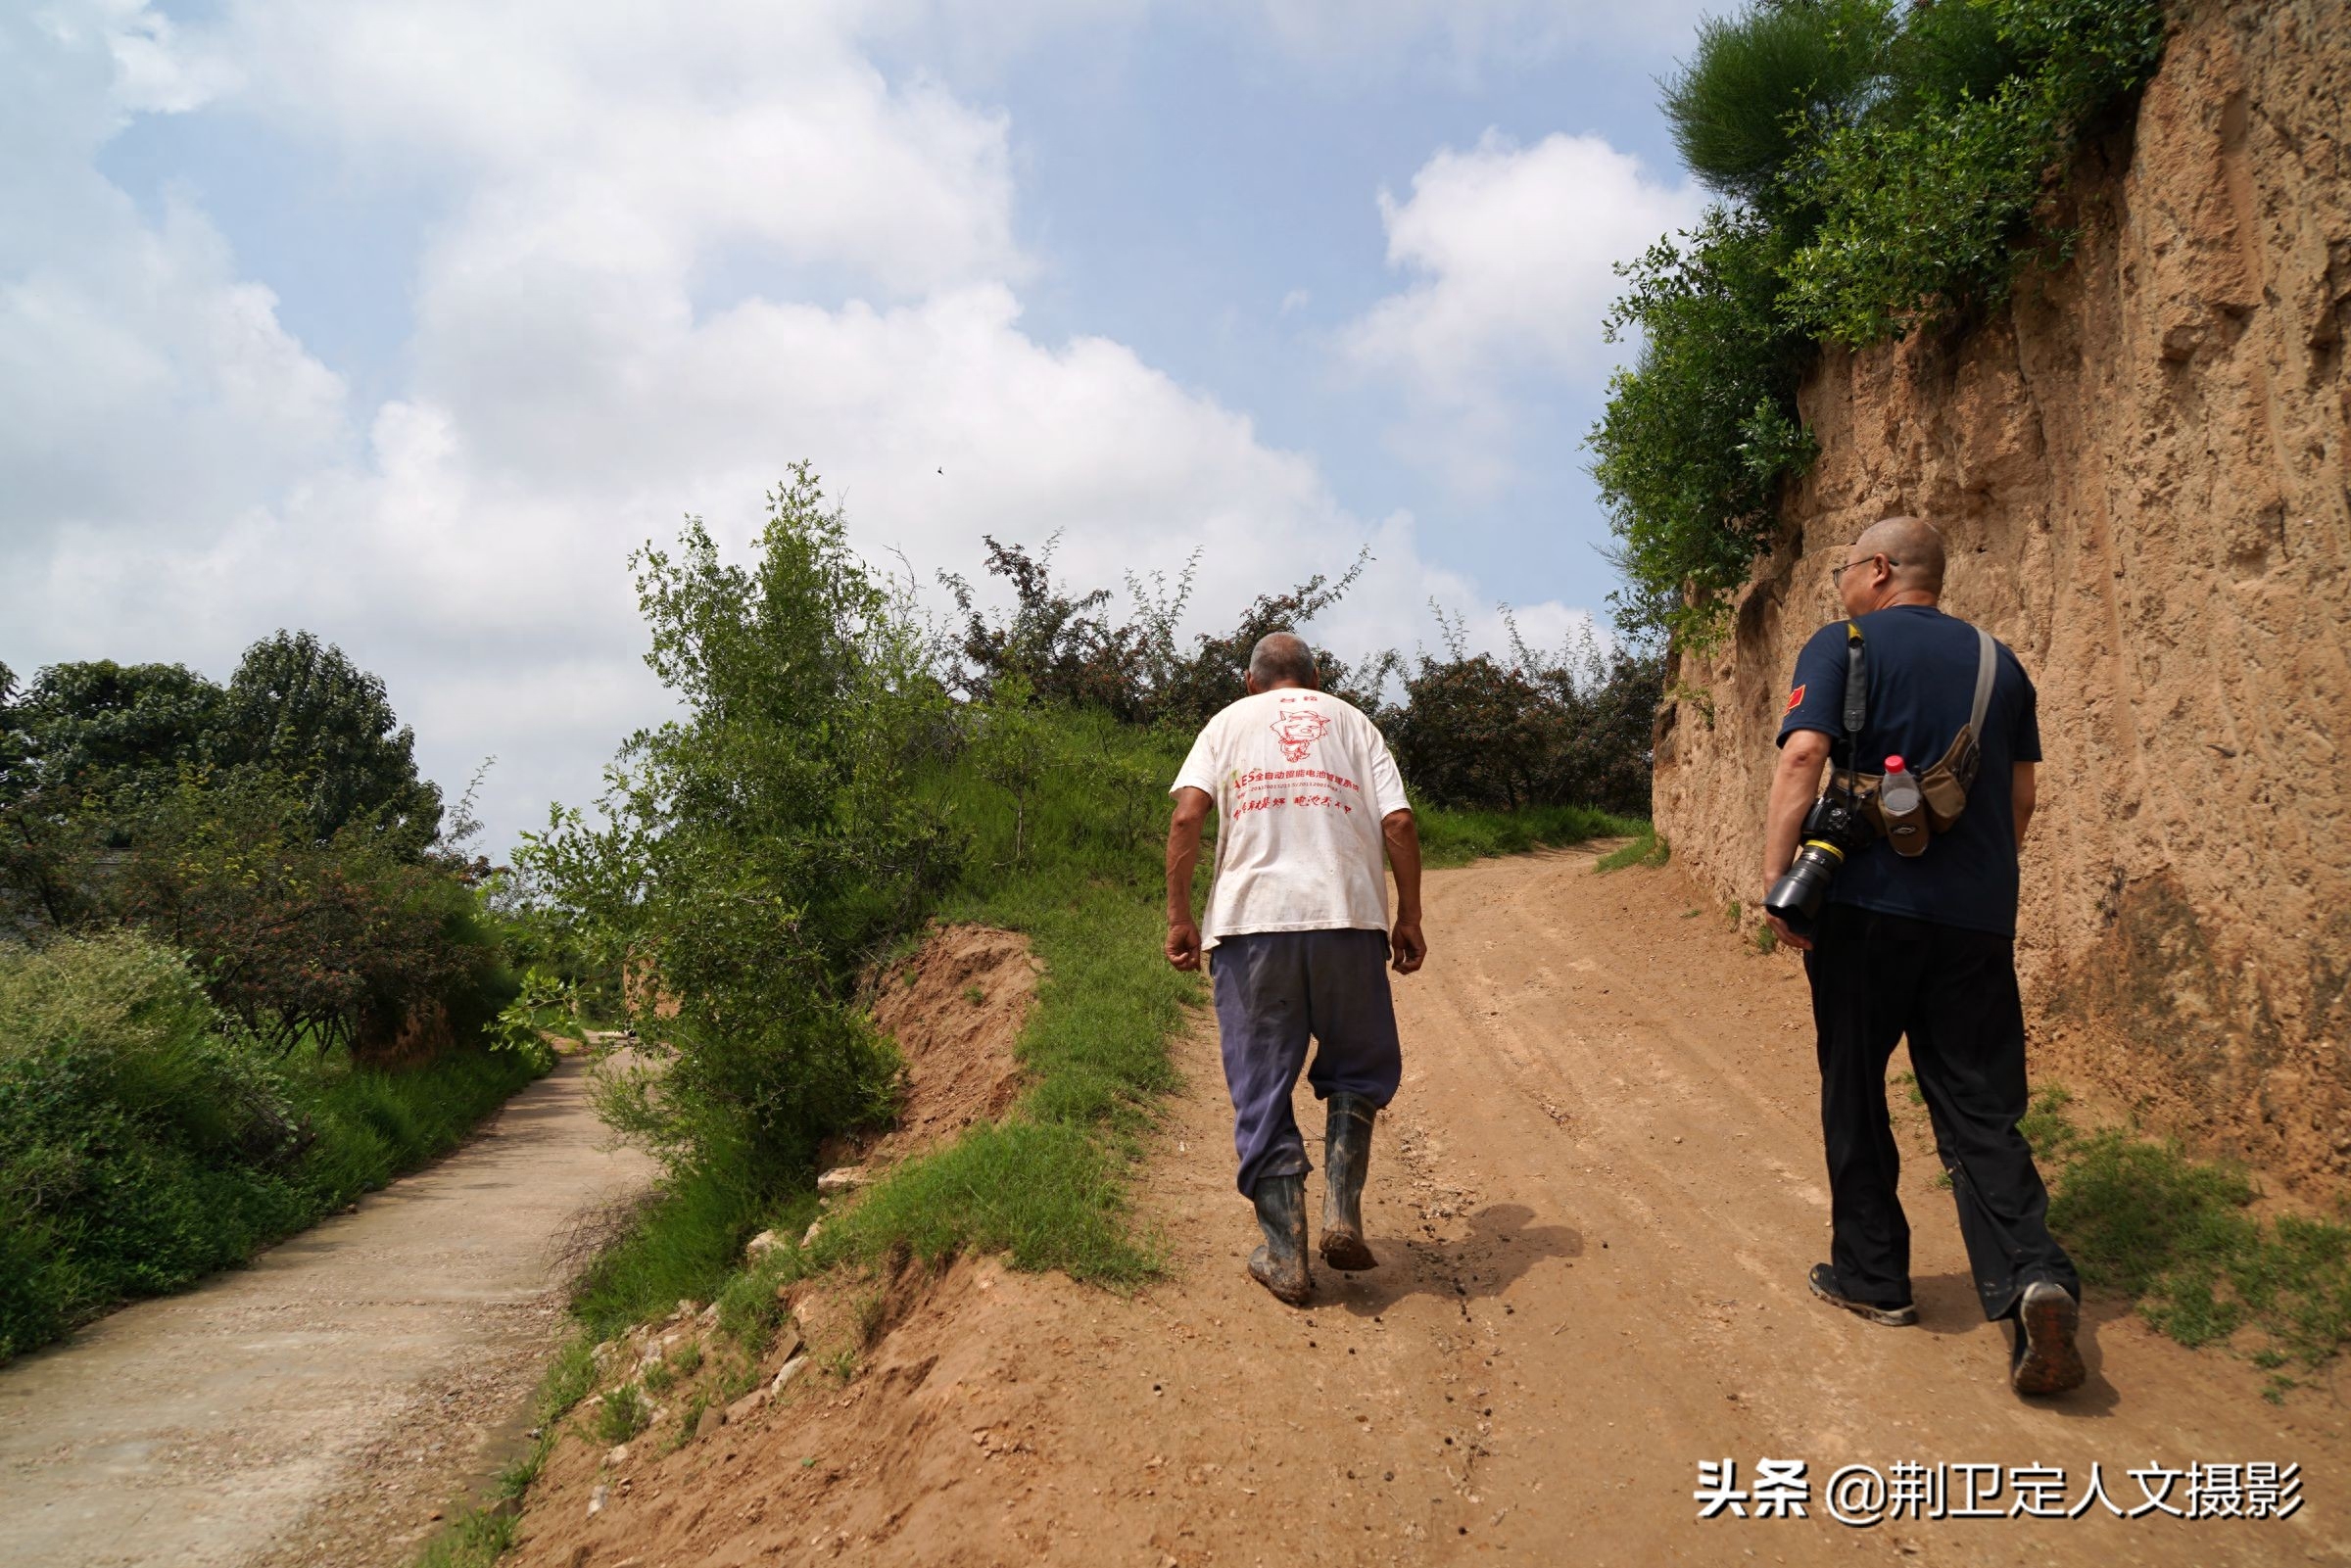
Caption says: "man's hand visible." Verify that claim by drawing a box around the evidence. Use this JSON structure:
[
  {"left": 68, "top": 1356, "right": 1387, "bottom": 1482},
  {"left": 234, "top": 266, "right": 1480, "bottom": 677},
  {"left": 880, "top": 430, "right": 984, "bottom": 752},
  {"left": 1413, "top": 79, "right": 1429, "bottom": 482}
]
[
  {"left": 1381, "top": 808, "right": 1424, "bottom": 975},
  {"left": 1764, "top": 911, "right": 1811, "bottom": 953},
  {"left": 1165, "top": 787, "right": 1211, "bottom": 973}
]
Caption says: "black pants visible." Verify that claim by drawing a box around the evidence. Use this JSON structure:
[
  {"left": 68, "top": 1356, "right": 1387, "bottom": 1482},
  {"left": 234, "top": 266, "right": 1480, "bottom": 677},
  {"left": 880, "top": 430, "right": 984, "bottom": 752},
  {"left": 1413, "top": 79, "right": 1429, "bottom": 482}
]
[{"left": 1803, "top": 904, "right": 2079, "bottom": 1320}]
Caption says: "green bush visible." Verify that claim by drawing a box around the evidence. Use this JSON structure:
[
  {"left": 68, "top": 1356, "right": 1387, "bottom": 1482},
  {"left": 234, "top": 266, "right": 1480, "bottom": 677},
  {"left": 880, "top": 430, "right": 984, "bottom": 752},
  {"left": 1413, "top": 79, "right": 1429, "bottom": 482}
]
[
  {"left": 1384, "top": 623, "right": 1662, "bottom": 814},
  {"left": 1590, "top": 208, "right": 1818, "bottom": 648},
  {"left": 1783, "top": 0, "right": 2168, "bottom": 345},
  {"left": 1661, "top": 0, "right": 1895, "bottom": 214},
  {"left": 519, "top": 468, "right": 961, "bottom": 1202},
  {"left": 0, "top": 931, "right": 538, "bottom": 1363},
  {"left": 1595, "top": 0, "right": 2168, "bottom": 643}
]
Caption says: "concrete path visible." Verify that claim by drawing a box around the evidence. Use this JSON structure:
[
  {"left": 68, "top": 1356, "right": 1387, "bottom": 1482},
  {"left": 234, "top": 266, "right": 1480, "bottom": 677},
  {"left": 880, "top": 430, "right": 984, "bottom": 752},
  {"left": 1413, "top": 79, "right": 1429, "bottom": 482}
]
[{"left": 0, "top": 1056, "right": 657, "bottom": 1568}]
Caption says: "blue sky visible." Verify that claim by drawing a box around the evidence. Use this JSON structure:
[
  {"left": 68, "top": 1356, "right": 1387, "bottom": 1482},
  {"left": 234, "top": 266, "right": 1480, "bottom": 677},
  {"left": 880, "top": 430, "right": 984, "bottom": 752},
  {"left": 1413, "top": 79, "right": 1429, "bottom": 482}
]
[{"left": 5, "top": 1, "right": 1712, "bottom": 850}]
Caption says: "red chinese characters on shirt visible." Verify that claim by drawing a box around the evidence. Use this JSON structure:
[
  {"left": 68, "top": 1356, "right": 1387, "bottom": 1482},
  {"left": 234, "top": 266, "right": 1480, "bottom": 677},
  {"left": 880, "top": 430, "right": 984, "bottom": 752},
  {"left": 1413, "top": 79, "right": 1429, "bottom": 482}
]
[{"left": 1269, "top": 709, "right": 1331, "bottom": 762}]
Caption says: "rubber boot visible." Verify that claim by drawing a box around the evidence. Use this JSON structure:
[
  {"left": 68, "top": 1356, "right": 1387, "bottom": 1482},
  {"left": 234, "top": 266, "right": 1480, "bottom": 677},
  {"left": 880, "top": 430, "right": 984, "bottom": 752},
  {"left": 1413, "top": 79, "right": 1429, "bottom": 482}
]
[
  {"left": 1319, "top": 1093, "right": 1378, "bottom": 1271},
  {"left": 1247, "top": 1173, "right": 1312, "bottom": 1307}
]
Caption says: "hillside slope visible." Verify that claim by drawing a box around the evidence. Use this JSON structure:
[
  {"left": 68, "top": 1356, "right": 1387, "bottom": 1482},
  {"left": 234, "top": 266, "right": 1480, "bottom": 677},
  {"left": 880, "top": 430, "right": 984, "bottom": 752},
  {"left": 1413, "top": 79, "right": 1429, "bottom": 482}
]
[
  {"left": 1654, "top": 0, "right": 2351, "bottom": 1193},
  {"left": 504, "top": 850, "right": 2342, "bottom": 1567}
]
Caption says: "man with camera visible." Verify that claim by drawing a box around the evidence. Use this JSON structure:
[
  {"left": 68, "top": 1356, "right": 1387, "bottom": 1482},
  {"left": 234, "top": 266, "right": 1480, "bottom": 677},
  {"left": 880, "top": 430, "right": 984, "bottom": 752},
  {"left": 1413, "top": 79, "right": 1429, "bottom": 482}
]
[{"left": 1761, "top": 516, "right": 2085, "bottom": 1397}]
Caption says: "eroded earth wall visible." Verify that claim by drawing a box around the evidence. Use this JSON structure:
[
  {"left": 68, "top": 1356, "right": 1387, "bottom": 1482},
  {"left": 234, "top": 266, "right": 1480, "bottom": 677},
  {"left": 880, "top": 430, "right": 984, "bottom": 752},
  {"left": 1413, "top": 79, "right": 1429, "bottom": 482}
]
[{"left": 1653, "top": 0, "right": 2351, "bottom": 1192}]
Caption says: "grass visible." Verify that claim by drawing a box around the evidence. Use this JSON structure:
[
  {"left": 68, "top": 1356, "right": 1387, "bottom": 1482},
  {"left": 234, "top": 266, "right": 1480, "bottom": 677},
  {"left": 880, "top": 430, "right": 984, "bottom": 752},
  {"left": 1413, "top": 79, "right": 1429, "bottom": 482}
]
[
  {"left": 795, "top": 709, "right": 1199, "bottom": 1288},
  {"left": 593, "top": 1385, "right": 649, "bottom": 1444},
  {"left": 1593, "top": 823, "right": 1671, "bottom": 874},
  {"left": 2021, "top": 1086, "right": 2351, "bottom": 1368},
  {"left": 1882, "top": 1072, "right": 2351, "bottom": 1375},
  {"left": 1422, "top": 804, "right": 1649, "bottom": 869},
  {"left": 566, "top": 1162, "right": 779, "bottom": 1342}
]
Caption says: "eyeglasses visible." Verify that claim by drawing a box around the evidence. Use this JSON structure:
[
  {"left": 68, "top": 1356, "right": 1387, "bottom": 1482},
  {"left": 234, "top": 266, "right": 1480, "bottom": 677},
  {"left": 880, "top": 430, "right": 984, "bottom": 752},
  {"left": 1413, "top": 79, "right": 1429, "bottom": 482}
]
[{"left": 1830, "top": 553, "right": 1898, "bottom": 586}]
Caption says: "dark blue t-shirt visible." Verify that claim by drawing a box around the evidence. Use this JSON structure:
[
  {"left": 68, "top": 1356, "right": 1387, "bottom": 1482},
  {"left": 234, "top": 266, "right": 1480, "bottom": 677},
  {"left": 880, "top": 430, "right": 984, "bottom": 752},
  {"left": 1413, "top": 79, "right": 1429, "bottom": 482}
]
[{"left": 1776, "top": 604, "right": 2040, "bottom": 937}]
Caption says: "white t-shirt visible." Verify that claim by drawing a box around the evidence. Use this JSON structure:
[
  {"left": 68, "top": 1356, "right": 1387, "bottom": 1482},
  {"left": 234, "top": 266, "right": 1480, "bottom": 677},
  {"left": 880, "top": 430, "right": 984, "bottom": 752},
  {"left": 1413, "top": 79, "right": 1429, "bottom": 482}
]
[{"left": 1171, "top": 688, "right": 1413, "bottom": 948}]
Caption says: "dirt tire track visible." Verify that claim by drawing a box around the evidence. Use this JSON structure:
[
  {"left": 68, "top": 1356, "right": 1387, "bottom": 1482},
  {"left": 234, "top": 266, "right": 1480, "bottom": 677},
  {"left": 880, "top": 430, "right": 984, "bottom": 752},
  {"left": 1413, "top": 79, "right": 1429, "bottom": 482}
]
[{"left": 505, "top": 850, "right": 2345, "bottom": 1566}]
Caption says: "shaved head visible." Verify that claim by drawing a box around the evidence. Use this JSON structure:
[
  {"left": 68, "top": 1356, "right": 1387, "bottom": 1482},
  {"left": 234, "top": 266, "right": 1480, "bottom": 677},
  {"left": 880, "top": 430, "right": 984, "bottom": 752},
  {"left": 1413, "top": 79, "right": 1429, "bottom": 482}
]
[
  {"left": 1853, "top": 515, "right": 1946, "bottom": 595},
  {"left": 1248, "top": 631, "right": 1319, "bottom": 689}
]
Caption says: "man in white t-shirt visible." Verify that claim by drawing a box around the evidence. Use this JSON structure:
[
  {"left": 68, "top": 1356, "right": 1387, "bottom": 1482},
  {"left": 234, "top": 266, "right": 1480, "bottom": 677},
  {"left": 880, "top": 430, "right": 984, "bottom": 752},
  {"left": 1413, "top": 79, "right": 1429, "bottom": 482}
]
[{"left": 1166, "top": 631, "right": 1424, "bottom": 1307}]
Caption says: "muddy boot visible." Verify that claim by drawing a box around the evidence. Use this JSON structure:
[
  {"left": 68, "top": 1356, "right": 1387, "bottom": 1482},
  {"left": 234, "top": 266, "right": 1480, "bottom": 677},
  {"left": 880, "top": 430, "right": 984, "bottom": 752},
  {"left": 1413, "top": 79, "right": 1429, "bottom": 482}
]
[
  {"left": 2008, "top": 1279, "right": 2086, "bottom": 1396},
  {"left": 1319, "top": 1094, "right": 1378, "bottom": 1271},
  {"left": 1247, "top": 1174, "right": 1312, "bottom": 1306}
]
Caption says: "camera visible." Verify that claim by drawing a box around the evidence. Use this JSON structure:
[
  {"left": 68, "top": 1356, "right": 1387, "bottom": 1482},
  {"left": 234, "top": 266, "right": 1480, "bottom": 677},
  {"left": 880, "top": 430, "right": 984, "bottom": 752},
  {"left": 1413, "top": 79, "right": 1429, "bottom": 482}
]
[{"left": 1765, "top": 789, "right": 1866, "bottom": 932}]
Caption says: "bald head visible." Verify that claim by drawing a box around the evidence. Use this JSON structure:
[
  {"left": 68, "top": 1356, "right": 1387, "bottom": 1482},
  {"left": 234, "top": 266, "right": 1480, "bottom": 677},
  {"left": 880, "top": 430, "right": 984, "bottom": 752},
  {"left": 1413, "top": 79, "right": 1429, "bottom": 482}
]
[
  {"left": 1853, "top": 515, "right": 1946, "bottom": 596},
  {"left": 1248, "top": 632, "right": 1319, "bottom": 690}
]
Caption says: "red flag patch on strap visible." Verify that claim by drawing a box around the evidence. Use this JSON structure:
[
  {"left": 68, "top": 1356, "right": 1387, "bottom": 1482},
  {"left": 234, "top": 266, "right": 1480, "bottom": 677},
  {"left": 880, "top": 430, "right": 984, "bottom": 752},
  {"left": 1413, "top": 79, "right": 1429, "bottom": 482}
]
[{"left": 1784, "top": 684, "right": 1806, "bottom": 714}]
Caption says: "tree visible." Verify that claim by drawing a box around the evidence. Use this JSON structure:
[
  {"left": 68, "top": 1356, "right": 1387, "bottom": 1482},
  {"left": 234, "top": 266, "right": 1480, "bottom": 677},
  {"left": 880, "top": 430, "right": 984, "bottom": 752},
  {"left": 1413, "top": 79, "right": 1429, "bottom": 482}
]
[
  {"left": 112, "top": 769, "right": 510, "bottom": 1061},
  {"left": 210, "top": 632, "right": 443, "bottom": 852},
  {"left": 518, "top": 468, "right": 960, "bottom": 1185},
  {"left": 0, "top": 662, "right": 216, "bottom": 928},
  {"left": 1, "top": 661, "right": 225, "bottom": 815}
]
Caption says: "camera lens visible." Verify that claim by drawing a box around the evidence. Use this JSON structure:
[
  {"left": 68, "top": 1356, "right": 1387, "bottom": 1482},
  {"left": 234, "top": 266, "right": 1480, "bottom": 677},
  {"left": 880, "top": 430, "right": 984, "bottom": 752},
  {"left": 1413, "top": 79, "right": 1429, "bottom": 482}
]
[{"left": 1765, "top": 841, "right": 1843, "bottom": 927}]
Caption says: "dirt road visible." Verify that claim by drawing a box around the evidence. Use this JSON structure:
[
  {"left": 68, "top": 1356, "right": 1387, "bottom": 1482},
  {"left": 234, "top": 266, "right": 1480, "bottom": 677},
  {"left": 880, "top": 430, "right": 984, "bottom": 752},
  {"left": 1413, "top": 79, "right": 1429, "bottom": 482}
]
[
  {"left": 0, "top": 1056, "right": 657, "bottom": 1568},
  {"left": 508, "top": 848, "right": 2343, "bottom": 1567}
]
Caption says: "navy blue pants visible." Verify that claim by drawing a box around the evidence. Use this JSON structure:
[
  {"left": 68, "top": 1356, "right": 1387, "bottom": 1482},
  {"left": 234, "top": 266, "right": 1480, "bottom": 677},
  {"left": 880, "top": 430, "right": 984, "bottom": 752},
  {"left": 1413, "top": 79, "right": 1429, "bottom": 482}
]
[
  {"left": 1210, "top": 929, "right": 1403, "bottom": 1198},
  {"left": 1804, "top": 904, "right": 2080, "bottom": 1320}
]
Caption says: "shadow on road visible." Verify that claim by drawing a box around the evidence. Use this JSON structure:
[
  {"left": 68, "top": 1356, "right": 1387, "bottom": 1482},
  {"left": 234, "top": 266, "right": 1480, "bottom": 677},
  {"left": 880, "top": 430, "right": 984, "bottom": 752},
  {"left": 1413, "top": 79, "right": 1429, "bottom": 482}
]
[
  {"left": 1324, "top": 1202, "right": 1582, "bottom": 1316},
  {"left": 1909, "top": 1268, "right": 2121, "bottom": 1415}
]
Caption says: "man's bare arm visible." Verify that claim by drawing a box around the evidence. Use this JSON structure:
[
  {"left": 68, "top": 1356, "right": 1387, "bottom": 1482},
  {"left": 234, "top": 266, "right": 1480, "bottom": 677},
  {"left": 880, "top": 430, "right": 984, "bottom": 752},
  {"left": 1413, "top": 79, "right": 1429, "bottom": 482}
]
[
  {"left": 1762, "top": 731, "right": 1832, "bottom": 952},
  {"left": 1165, "top": 786, "right": 1212, "bottom": 971},
  {"left": 1382, "top": 808, "right": 1425, "bottom": 974},
  {"left": 2012, "top": 761, "right": 2036, "bottom": 849}
]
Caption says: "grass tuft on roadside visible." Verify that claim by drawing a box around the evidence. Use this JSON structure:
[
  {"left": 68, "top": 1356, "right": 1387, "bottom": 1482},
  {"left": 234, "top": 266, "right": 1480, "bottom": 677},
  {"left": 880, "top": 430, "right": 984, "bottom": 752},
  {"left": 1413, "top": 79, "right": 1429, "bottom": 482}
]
[
  {"left": 2025, "top": 1087, "right": 2351, "bottom": 1376},
  {"left": 1592, "top": 821, "right": 1671, "bottom": 874}
]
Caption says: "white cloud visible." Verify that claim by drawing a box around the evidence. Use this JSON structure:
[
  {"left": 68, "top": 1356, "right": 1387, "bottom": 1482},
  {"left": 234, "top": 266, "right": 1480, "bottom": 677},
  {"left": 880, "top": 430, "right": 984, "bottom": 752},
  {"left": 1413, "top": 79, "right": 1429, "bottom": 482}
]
[
  {"left": 1, "top": 5, "right": 342, "bottom": 546},
  {"left": 1340, "top": 129, "right": 1702, "bottom": 494},
  {"left": 4, "top": 0, "right": 1616, "bottom": 853},
  {"left": 219, "top": 1, "right": 1025, "bottom": 298},
  {"left": 1347, "top": 130, "right": 1702, "bottom": 396}
]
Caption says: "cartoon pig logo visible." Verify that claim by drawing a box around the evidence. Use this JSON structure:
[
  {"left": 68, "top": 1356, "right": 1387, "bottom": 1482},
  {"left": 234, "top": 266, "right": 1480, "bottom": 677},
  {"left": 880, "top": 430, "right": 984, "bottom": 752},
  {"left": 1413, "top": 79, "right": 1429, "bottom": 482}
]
[{"left": 1269, "top": 709, "right": 1331, "bottom": 763}]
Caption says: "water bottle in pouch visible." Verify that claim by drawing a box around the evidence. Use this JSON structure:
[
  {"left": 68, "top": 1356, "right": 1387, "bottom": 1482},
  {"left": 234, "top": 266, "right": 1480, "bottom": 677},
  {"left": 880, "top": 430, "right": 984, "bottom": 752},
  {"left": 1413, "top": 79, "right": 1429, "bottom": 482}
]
[{"left": 1880, "top": 755, "right": 1930, "bottom": 857}]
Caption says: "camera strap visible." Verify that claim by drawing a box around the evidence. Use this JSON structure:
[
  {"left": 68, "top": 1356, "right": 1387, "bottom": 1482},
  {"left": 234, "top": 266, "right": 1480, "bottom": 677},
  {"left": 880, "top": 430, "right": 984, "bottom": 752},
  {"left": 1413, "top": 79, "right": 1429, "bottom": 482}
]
[
  {"left": 1829, "top": 621, "right": 2000, "bottom": 839},
  {"left": 1839, "top": 621, "right": 1866, "bottom": 774}
]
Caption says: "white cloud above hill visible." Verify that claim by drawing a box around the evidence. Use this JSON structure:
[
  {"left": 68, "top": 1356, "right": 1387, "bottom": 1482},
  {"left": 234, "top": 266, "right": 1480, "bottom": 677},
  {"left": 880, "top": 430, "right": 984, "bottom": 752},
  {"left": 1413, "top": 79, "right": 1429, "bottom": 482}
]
[
  {"left": 1343, "top": 130, "right": 1703, "bottom": 493},
  {"left": 3, "top": 0, "right": 1650, "bottom": 850}
]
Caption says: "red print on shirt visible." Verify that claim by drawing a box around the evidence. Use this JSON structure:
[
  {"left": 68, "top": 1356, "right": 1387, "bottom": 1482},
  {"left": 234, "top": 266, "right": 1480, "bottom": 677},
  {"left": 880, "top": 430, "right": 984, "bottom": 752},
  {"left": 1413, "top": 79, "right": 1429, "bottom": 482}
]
[
  {"left": 1784, "top": 684, "right": 1806, "bottom": 715},
  {"left": 1269, "top": 709, "right": 1331, "bottom": 762}
]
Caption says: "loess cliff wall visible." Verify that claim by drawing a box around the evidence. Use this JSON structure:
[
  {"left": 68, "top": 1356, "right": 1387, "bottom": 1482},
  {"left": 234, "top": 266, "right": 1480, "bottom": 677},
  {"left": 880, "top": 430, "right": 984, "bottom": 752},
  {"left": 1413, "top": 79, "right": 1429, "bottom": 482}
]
[{"left": 1653, "top": 0, "right": 2351, "bottom": 1193}]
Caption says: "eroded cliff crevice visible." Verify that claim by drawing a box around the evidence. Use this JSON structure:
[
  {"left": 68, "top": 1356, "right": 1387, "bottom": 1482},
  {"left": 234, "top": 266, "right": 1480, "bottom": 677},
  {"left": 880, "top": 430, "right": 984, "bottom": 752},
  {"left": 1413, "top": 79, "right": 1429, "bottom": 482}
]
[{"left": 1654, "top": 0, "right": 2350, "bottom": 1192}]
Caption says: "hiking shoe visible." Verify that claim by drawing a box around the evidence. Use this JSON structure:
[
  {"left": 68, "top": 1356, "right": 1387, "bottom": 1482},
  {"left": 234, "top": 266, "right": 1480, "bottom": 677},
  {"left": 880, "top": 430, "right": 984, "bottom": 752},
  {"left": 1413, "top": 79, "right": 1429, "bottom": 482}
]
[
  {"left": 1319, "top": 1094, "right": 1379, "bottom": 1272},
  {"left": 2009, "top": 1280, "right": 2086, "bottom": 1396},
  {"left": 1807, "top": 1262, "right": 1917, "bottom": 1327},
  {"left": 1247, "top": 1174, "right": 1313, "bottom": 1307}
]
